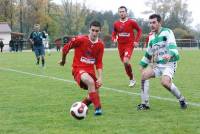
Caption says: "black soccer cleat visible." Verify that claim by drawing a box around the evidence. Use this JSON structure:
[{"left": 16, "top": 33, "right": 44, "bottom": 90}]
[
  {"left": 179, "top": 100, "right": 187, "bottom": 109},
  {"left": 137, "top": 104, "right": 150, "bottom": 110}
]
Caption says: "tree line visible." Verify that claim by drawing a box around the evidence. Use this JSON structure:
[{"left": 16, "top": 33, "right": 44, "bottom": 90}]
[{"left": 0, "top": 0, "right": 200, "bottom": 47}]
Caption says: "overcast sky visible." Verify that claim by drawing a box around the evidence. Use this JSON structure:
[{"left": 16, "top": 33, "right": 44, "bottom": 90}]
[{"left": 53, "top": 0, "right": 199, "bottom": 28}]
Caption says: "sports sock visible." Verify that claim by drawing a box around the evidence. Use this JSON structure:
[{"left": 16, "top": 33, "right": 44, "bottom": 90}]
[
  {"left": 170, "top": 83, "right": 181, "bottom": 99},
  {"left": 89, "top": 92, "right": 101, "bottom": 109},
  {"left": 42, "top": 58, "right": 45, "bottom": 66},
  {"left": 124, "top": 64, "right": 133, "bottom": 80},
  {"left": 82, "top": 97, "right": 92, "bottom": 106},
  {"left": 37, "top": 57, "right": 40, "bottom": 64},
  {"left": 141, "top": 80, "right": 149, "bottom": 105}
]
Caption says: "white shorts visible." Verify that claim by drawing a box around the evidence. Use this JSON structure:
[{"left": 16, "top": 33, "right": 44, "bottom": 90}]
[{"left": 153, "top": 62, "right": 177, "bottom": 79}]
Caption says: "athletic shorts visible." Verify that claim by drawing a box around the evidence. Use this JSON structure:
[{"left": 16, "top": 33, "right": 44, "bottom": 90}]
[
  {"left": 153, "top": 62, "right": 177, "bottom": 80},
  {"left": 72, "top": 69, "right": 98, "bottom": 90},
  {"left": 33, "top": 45, "right": 45, "bottom": 57},
  {"left": 118, "top": 43, "right": 134, "bottom": 61}
]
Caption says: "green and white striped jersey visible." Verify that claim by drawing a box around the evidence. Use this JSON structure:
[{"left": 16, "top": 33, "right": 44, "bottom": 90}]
[{"left": 140, "top": 27, "right": 179, "bottom": 68}]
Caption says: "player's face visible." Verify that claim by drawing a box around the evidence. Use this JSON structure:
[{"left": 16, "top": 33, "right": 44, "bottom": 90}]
[
  {"left": 118, "top": 8, "right": 127, "bottom": 20},
  {"left": 34, "top": 26, "right": 40, "bottom": 32},
  {"left": 149, "top": 18, "right": 161, "bottom": 33},
  {"left": 89, "top": 26, "right": 101, "bottom": 41}
]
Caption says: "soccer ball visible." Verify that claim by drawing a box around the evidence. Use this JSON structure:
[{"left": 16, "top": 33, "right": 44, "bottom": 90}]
[{"left": 70, "top": 102, "right": 88, "bottom": 120}]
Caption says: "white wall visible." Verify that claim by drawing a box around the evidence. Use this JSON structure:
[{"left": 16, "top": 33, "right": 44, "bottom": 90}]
[
  {"left": 0, "top": 32, "right": 11, "bottom": 45},
  {"left": 0, "top": 32, "right": 11, "bottom": 51}
]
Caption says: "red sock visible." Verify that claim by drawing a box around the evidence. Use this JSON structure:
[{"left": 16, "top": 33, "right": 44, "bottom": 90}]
[
  {"left": 89, "top": 92, "right": 101, "bottom": 109},
  {"left": 125, "top": 64, "right": 133, "bottom": 80},
  {"left": 82, "top": 97, "right": 92, "bottom": 106}
]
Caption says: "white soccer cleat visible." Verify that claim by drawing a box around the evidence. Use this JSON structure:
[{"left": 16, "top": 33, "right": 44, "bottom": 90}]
[{"left": 129, "top": 80, "right": 136, "bottom": 87}]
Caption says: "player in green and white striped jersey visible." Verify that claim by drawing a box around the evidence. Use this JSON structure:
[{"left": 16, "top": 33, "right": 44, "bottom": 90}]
[{"left": 137, "top": 14, "right": 187, "bottom": 110}]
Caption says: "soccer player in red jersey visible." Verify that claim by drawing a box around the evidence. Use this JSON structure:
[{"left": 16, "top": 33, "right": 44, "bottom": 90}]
[
  {"left": 143, "top": 32, "right": 153, "bottom": 49},
  {"left": 112, "top": 6, "right": 142, "bottom": 87},
  {"left": 59, "top": 21, "right": 104, "bottom": 116}
]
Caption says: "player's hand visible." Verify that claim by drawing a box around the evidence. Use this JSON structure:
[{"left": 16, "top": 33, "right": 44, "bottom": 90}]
[
  {"left": 112, "top": 42, "right": 117, "bottom": 47},
  {"left": 96, "top": 78, "right": 102, "bottom": 88},
  {"left": 113, "top": 38, "right": 117, "bottom": 43},
  {"left": 58, "top": 60, "right": 65, "bottom": 66},
  {"left": 162, "top": 54, "right": 171, "bottom": 61},
  {"left": 133, "top": 42, "right": 139, "bottom": 47},
  {"left": 111, "top": 39, "right": 118, "bottom": 47},
  {"left": 29, "top": 39, "right": 34, "bottom": 45}
]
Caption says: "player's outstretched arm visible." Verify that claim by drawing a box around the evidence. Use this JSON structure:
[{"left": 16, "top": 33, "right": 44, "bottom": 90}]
[
  {"left": 59, "top": 39, "right": 77, "bottom": 66},
  {"left": 96, "top": 69, "right": 103, "bottom": 88},
  {"left": 133, "top": 42, "right": 139, "bottom": 47},
  {"left": 58, "top": 53, "right": 66, "bottom": 66}
]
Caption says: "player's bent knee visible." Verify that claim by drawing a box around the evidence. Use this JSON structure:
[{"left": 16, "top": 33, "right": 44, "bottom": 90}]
[
  {"left": 87, "top": 78, "right": 95, "bottom": 86},
  {"left": 82, "top": 76, "right": 95, "bottom": 86},
  {"left": 160, "top": 80, "right": 170, "bottom": 88},
  {"left": 141, "top": 72, "right": 149, "bottom": 80},
  {"left": 123, "top": 58, "right": 129, "bottom": 64},
  {"left": 161, "top": 76, "right": 171, "bottom": 87}
]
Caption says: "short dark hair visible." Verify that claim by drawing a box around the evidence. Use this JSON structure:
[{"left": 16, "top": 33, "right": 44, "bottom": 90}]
[
  {"left": 118, "top": 6, "right": 127, "bottom": 12},
  {"left": 90, "top": 21, "right": 101, "bottom": 30},
  {"left": 149, "top": 14, "right": 162, "bottom": 22}
]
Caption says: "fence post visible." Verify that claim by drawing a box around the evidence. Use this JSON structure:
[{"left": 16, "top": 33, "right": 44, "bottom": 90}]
[{"left": 198, "top": 40, "right": 200, "bottom": 50}]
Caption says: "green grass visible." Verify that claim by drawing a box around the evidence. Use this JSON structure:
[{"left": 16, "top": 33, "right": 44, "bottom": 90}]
[{"left": 0, "top": 50, "right": 200, "bottom": 134}]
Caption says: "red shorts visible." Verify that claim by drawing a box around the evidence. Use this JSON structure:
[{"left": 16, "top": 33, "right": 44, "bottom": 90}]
[
  {"left": 118, "top": 43, "right": 134, "bottom": 62},
  {"left": 72, "top": 69, "right": 98, "bottom": 90}
]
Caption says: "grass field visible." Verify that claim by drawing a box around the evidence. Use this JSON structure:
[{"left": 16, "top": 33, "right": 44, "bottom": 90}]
[{"left": 0, "top": 50, "right": 200, "bottom": 134}]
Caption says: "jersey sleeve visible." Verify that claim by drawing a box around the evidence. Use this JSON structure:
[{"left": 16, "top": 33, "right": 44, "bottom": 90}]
[
  {"left": 42, "top": 32, "right": 47, "bottom": 38},
  {"left": 131, "top": 20, "right": 142, "bottom": 43},
  {"left": 139, "top": 46, "right": 153, "bottom": 68},
  {"left": 111, "top": 22, "right": 117, "bottom": 41},
  {"left": 62, "top": 37, "right": 80, "bottom": 55},
  {"left": 95, "top": 43, "right": 104, "bottom": 69},
  {"left": 166, "top": 30, "right": 179, "bottom": 61},
  {"left": 29, "top": 32, "right": 33, "bottom": 39}
]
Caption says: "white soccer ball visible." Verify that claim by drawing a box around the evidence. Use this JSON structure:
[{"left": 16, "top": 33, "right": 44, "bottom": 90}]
[{"left": 70, "top": 102, "right": 88, "bottom": 120}]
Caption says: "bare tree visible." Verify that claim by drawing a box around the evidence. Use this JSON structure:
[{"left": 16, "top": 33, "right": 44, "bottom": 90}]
[{"left": 143, "top": 0, "right": 192, "bottom": 29}]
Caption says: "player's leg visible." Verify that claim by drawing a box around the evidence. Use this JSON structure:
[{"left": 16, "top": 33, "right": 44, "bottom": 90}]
[
  {"left": 82, "top": 95, "right": 92, "bottom": 107},
  {"left": 41, "top": 55, "right": 45, "bottom": 67},
  {"left": 127, "top": 45, "right": 136, "bottom": 87},
  {"left": 160, "top": 65, "right": 187, "bottom": 109},
  {"left": 72, "top": 70, "right": 92, "bottom": 106},
  {"left": 120, "top": 45, "right": 136, "bottom": 87},
  {"left": 80, "top": 72, "right": 102, "bottom": 115},
  {"left": 40, "top": 46, "right": 45, "bottom": 67},
  {"left": 123, "top": 56, "right": 136, "bottom": 86},
  {"left": 82, "top": 72, "right": 102, "bottom": 107},
  {"left": 118, "top": 45, "right": 133, "bottom": 82},
  {"left": 34, "top": 47, "right": 40, "bottom": 65},
  {"left": 137, "top": 67, "right": 155, "bottom": 110}
]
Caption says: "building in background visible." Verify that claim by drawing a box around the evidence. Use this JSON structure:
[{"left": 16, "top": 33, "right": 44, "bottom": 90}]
[{"left": 0, "top": 22, "right": 11, "bottom": 50}]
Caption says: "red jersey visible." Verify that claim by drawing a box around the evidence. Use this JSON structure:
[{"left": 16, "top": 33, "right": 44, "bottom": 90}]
[
  {"left": 144, "top": 32, "right": 153, "bottom": 48},
  {"left": 62, "top": 35, "right": 104, "bottom": 71},
  {"left": 112, "top": 18, "right": 142, "bottom": 44}
]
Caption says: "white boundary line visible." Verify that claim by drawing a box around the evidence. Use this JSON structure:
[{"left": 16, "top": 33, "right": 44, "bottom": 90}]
[{"left": 1, "top": 67, "right": 200, "bottom": 107}]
